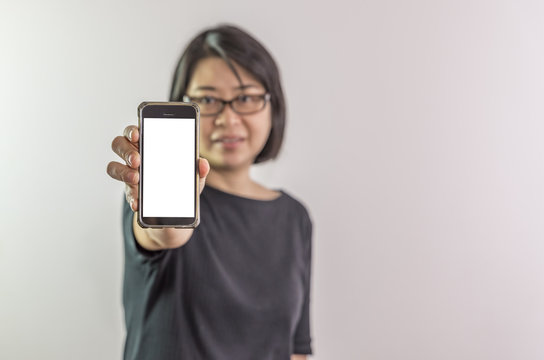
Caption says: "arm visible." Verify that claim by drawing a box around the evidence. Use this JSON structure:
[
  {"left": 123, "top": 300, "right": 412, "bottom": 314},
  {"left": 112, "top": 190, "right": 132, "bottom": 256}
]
[{"left": 292, "top": 212, "right": 313, "bottom": 357}]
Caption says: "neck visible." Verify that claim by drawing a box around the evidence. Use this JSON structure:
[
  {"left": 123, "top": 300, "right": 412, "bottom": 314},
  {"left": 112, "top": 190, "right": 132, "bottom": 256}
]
[{"left": 205, "top": 165, "right": 255, "bottom": 195}]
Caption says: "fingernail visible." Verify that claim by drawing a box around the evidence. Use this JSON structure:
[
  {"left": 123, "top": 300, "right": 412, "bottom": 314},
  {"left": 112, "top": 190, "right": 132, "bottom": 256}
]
[
  {"left": 128, "top": 129, "right": 133, "bottom": 141},
  {"left": 127, "top": 154, "right": 132, "bottom": 167},
  {"left": 130, "top": 198, "right": 135, "bottom": 210}
]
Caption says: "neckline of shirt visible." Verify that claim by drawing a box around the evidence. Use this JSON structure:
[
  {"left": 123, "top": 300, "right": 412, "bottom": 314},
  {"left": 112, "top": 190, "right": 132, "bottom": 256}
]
[{"left": 204, "top": 184, "right": 285, "bottom": 203}]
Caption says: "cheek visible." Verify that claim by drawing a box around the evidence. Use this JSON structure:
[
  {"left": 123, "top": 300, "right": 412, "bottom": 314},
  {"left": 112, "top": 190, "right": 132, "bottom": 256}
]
[
  {"left": 260, "top": 117, "right": 273, "bottom": 145},
  {"left": 250, "top": 109, "right": 273, "bottom": 145},
  {"left": 258, "top": 121, "right": 272, "bottom": 144},
  {"left": 199, "top": 121, "right": 213, "bottom": 148}
]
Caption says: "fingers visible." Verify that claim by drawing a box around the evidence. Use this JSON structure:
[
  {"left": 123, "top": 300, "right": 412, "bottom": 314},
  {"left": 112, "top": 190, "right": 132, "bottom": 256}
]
[
  {"left": 106, "top": 161, "right": 139, "bottom": 185},
  {"left": 108, "top": 125, "right": 141, "bottom": 211},
  {"left": 111, "top": 136, "right": 140, "bottom": 169},
  {"left": 106, "top": 160, "right": 138, "bottom": 211},
  {"left": 124, "top": 125, "right": 139, "bottom": 144},
  {"left": 125, "top": 184, "right": 138, "bottom": 211}
]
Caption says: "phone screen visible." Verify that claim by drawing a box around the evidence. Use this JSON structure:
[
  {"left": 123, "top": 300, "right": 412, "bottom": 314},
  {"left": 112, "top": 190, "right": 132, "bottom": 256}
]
[{"left": 141, "top": 117, "right": 196, "bottom": 218}]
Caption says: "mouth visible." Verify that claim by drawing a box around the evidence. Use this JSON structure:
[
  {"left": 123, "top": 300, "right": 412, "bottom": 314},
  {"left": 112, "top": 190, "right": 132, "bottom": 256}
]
[
  {"left": 212, "top": 136, "right": 245, "bottom": 148},
  {"left": 216, "top": 137, "right": 243, "bottom": 143}
]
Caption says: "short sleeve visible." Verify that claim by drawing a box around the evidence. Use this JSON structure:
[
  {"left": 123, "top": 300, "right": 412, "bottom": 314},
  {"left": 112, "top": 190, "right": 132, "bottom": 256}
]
[{"left": 293, "top": 212, "right": 313, "bottom": 355}]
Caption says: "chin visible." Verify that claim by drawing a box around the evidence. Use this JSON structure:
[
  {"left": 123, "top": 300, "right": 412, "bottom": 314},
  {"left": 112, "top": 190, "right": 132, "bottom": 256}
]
[{"left": 208, "top": 154, "right": 255, "bottom": 170}]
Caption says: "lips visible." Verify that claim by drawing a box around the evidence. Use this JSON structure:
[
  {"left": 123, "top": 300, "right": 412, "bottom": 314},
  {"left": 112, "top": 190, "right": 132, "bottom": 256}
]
[
  {"left": 211, "top": 135, "right": 245, "bottom": 149},
  {"left": 217, "top": 138, "right": 243, "bottom": 143},
  {"left": 212, "top": 135, "right": 245, "bottom": 143}
]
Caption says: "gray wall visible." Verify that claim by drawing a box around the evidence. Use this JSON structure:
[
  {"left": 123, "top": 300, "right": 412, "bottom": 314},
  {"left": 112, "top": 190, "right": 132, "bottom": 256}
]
[{"left": 1, "top": 0, "right": 543, "bottom": 359}]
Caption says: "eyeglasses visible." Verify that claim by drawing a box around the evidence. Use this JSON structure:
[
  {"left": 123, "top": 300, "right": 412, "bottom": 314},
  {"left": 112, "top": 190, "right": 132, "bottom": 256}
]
[{"left": 183, "top": 93, "right": 271, "bottom": 116}]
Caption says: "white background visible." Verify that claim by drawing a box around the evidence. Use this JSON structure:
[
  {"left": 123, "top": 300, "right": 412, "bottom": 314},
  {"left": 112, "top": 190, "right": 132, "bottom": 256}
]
[
  {"left": 142, "top": 118, "right": 195, "bottom": 218},
  {"left": 1, "top": 0, "right": 543, "bottom": 359}
]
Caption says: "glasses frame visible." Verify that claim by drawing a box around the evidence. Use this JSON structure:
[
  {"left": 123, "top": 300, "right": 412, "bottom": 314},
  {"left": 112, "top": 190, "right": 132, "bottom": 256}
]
[{"left": 183, "top": 93, "right": 271, "bottom": 116}]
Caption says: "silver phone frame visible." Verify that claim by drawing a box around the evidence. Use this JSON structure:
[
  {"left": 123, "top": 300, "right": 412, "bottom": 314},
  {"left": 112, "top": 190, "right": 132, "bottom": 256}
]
[{"left": 137, "top": 101, "right": 200, "bottom": 228}]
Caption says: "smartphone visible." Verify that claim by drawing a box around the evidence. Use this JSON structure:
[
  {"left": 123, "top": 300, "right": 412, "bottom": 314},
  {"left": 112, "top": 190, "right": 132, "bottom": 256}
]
[{"left": 137, "top": 102, "right": 200, "bottom": 228}]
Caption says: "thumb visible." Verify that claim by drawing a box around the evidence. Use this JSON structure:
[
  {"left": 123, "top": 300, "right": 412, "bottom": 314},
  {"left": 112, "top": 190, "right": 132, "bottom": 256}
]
[
  {"left": 198, "top": 158, "right": 210, "bottom": 194},
  {"left": 199, "top": 157, "right": 210, "bottom": 179}
]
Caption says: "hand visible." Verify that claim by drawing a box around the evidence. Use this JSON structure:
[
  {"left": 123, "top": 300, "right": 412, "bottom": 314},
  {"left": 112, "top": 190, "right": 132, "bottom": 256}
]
[{"left": 106, "top": 125, "right": 210, "bottom": 211}]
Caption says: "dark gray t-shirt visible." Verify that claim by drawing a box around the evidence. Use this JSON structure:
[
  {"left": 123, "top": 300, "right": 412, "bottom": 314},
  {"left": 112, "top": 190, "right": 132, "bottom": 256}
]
[{"left": 122, "top": 185, "right": 313, "bottom": 360}]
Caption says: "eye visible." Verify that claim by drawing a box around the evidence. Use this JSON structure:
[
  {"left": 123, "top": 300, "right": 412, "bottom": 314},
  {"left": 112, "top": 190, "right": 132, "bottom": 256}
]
[
  {"left": 237, "top": 95, "right": 252, "bottom": 103},
  {"left": 199, "top": 96, "right": 217, "bottom": 104}
]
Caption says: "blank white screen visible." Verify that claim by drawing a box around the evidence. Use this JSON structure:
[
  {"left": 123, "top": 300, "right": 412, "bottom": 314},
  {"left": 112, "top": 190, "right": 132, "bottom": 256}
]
[{"left": 142, "top": 118, "right": 195, "bottom": 217}]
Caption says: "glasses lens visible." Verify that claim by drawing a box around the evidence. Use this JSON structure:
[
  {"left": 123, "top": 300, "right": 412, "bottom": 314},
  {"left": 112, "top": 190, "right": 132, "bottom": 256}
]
[
  {"left": 194, "top": 97, "right": 222, "bottom": 115},
  {"left": 232, "top": 95, "right": 265, "bottom": 114}
]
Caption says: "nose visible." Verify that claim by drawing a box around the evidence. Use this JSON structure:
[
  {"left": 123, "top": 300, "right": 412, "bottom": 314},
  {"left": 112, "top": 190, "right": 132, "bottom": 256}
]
[{"left": 214, "top": 103, "right": 241, "bottom": 127}]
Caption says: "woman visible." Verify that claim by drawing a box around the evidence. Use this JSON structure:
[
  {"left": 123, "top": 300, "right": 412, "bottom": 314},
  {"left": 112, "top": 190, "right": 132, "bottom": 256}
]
[{"left": 107, "top": 25, "right": 313, "bottom": 360}]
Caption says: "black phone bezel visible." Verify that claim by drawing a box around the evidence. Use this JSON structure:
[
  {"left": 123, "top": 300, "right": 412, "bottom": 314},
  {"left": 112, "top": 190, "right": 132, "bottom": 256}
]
[{"left": 138, "top": 102, "right": 199, "bottom": 228}]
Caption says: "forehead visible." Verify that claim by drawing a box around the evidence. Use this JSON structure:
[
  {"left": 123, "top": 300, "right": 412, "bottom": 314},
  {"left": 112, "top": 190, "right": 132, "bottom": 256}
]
[{"left": 188, "top": 57, "right": 264, "bottom": 91}]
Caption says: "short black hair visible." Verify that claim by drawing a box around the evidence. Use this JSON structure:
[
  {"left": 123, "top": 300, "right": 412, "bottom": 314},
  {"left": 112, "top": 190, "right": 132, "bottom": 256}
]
[{"left": 170, "top": 24, "right": 286, "bottom": 163}]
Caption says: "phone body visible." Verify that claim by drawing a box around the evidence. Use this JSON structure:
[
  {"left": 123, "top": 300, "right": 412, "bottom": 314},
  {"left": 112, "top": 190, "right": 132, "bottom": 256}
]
[{"left": 137, "top": 102, "right": 200, "bottom": 228}]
